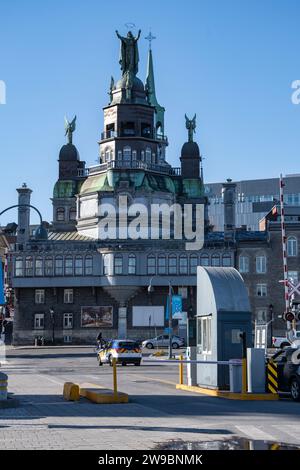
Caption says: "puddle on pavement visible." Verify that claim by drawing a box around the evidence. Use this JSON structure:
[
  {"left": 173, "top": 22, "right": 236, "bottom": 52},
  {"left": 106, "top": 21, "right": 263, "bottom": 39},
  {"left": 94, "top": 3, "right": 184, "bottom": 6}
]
[{"left": 155, "top": 437, "right": 300, "bottom": 450}]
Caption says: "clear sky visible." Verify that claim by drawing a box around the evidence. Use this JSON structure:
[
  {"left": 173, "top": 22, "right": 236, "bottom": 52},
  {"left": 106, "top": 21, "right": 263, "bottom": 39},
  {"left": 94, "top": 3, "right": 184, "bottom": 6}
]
[{"left": 0, "top": 0, "right": 300, "bottom": 224}]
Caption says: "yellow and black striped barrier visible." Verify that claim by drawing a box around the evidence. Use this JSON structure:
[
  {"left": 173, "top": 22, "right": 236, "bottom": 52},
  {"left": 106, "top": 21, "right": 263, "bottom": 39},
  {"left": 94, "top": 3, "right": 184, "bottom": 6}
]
[{"left": 267, "top": 360, "right": 278, "bottom": 394}]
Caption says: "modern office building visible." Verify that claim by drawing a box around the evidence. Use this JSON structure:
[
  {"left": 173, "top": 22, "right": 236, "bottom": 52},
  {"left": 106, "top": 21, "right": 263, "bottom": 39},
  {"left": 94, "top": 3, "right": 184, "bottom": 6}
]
[{"left": 206, "top": 174, "right": 300, "bottom": 231}]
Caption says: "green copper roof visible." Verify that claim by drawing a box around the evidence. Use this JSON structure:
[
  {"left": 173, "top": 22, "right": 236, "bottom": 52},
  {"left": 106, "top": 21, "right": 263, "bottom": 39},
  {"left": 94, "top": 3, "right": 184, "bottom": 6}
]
[
  {"left": 80, "top": 173, "right": 112, "bottom": 195},
  {"left": 182, "top": 179, "right": 204, "bottom": 198},
  {"left": 79, "top": 170, "right": 178, "bottom": 195},
  {"left": 53, "top": 180, "right": 82, "bottom": 198}
]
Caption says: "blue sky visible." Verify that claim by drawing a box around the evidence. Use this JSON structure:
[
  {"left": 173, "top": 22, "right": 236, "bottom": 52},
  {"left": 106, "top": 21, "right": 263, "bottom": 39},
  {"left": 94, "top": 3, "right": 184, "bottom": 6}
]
[{"left": 0, "top": 0, "right": 300, "bottom": 224}]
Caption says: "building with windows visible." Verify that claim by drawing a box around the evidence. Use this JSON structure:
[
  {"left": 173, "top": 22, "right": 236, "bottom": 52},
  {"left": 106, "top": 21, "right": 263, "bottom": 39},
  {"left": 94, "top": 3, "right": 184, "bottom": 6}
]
[
  {"left": 9, "top": 31, "right": 298, "bottom": 345},
  {"left": 206, "top": 174, "right": 300, "bottom": 231}
]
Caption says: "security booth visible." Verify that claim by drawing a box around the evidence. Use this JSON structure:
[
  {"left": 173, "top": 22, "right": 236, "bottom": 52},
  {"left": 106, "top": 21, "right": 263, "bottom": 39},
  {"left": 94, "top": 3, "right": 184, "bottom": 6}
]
[
  {"left": 196, "top": 267, "right": 252, "bottom": 390},
  {"left": 186, "top": 317, "right": 197, "bottom": 386}
]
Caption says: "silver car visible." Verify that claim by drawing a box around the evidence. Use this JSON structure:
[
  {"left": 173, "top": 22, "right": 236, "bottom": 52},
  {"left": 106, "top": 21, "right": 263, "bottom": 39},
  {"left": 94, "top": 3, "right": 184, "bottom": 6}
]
[{"left": 142, "top": 334, "right": 185, "bottom": 349}]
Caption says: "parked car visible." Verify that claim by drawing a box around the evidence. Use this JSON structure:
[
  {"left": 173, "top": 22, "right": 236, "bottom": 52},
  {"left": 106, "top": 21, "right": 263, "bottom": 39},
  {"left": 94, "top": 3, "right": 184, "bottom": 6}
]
[
  {"left": 271, "top": 346, "right": 300, "bottom": 401},
  {"left": 97, "top": 339, "right": 142, "bottom": 366},
  {"left": 272, "top": 331, "right": 300, "bottom": 349},
  {"left": 142, "top": 334, "right": 185, "bottom": 349}
]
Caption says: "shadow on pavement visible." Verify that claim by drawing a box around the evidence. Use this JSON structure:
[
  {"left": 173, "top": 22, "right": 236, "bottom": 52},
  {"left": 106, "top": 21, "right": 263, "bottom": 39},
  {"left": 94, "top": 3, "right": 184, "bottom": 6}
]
[{"left": 0, "top": 393, "right": 296, "bottom": 420}]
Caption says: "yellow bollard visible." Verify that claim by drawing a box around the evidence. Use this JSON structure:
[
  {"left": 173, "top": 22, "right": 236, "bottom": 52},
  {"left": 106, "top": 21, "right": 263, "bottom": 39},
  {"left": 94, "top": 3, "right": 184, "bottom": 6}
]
[
  {"left": 242, "top": 357, "right": 247, "bottom": 394},
  {"left": 179, "top": 355, "right": 183, "bottom": 385},
  {"left": 112, "top": 357, "right": 117, "bottom": 396}
]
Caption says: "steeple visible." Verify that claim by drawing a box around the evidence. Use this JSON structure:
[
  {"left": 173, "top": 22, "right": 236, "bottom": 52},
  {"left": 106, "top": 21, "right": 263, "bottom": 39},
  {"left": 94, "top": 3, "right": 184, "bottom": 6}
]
[{"left": 145, "top": 32, "right": 165, "bottom": 136}]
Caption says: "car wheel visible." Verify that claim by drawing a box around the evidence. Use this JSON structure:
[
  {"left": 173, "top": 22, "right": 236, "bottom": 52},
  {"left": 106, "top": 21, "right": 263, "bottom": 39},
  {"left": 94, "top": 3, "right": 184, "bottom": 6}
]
[
  {"left": 109, "top": 355, "right": 113, "bottom": 367},
  {"left": 290, "top": 378, "right": 300, "bottom": 401},
  {"left": 98, "top": 358, "right": 103, "bottom": 366},
  {"left": 122, "top": 362, "right": 127, "bottom": 366},
  {"left": 172, "top": 342, "right": 179, "bottom": 349},
  {"left": 146, "top": 343, "right": 154, "bottom": 349},
  {"left": 280, "top": 342, "right": 290, "bottom": 349},
  {"left": 134, "top": 361, "right": 141, "bottom": 366}
]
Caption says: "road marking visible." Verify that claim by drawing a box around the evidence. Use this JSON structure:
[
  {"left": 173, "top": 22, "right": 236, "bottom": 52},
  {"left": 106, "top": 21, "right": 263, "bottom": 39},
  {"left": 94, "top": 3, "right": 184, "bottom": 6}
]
[
  {"left": 235, "top": 425, "right": 277, "bottom": 442},
  {"left": 126, "top": 373, "right": 176, "bottom": 386},
  {"left": 37, "top": 374, "right": 65, "bottom": 386}
]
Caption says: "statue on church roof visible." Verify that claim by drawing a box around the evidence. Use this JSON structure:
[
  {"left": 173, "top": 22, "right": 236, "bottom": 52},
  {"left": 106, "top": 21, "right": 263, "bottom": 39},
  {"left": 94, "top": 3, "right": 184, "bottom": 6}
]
[
  {"left": 185, "top": 114, "right": 196, "bottom": 142},
  {"left": 116, "top": 29, "right": 141, "bottom": 76},
  {"left": 64, "top": 115, "right": 76, "bottom": 144}
]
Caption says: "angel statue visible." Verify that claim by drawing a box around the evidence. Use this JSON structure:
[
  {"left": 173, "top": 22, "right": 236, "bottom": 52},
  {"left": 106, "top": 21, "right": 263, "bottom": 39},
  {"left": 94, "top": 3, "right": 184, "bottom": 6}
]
[
  {"left": 185, "top": 114, "right": 196, "bottom": 142},
  {"left": 64, "top": 115, "right": 76, "bottom": 144}
]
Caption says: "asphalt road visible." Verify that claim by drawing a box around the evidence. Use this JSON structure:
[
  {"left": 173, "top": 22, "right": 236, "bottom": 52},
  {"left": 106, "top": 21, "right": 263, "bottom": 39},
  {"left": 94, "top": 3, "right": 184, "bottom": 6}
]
[{"left": 0, "top": 346, "right": 300, "bottom": 450}]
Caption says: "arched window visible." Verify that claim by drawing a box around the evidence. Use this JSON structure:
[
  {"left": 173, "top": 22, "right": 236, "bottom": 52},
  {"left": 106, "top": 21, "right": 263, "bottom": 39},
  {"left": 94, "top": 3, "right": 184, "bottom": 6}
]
[
  {"left": 211, "top": 254, "right": 220, "bottom": 267},
  {"left": 141, "top": 150, "right": 145, "bottom": 161},
  {"left": 69, "top": 207, "right": 76, "bottom": 221},
  {"left": 25, "top": 256, "right": 33, "bottom": 276},
  {"left": 64, "top": 256, "right": 73, "bottom": 276},
  {"left": 168, "top": 255, "right": 177, "bottom": 274},
  {"left": 117, "top": 150, "right": 122, "bottom": 161},
  {"left": 114, "top": 255, "right": 123, "bottom": 274},
  {"left": 158, "top": 255, "right": 166, "bottom": 275},
  {"left": 147, "top": 255, "right": 156, "bottom": 275},
  {"left": 57, "top": 207, "right": 65, "bottom": 221},
  {"left": 145, "top": 147, "right": 152, "bottom": 163},
  {"left": 15, "top": 257, "right": 23, "bottom": 277},
  {"left": 132, "top": 150, "right": 137, "bottom": 161},
  {"left": 123, "top": 146, "right": 131, "bottom": 161},
  {"left": 128, "top": 254, "right": 136, "bottom": 274},
  {"left": 222, "top": 254, "right": 232, "bottom": 267},
  {"left": 179, "top": 255, "right": 188, "bottom": 274},
  {"left": 287, "top": 236, "right": 297, "bottom": 257},
  {"left": 35, "top": 257, "right": 43, "bottom": 276},
  {"left": 152, "top": 153, "right": 156, "bottom": 164},
  {"left": 55, "top": 256, "right": 63, "bottom": 276},
  {"left": 200, "top": 254, "right": 209, "bottom": 266},
  {"left": 45, "top": 257, "right": 53, "bottom": 276},
  {"left": 85, "top": 255, "right": 93, "bottom": 275},
  {"left": 75, "top": 256, "right": 83, "bottom": 276},
  {"left": 190, "top": 255, "right": 198, "bottom": 274}
]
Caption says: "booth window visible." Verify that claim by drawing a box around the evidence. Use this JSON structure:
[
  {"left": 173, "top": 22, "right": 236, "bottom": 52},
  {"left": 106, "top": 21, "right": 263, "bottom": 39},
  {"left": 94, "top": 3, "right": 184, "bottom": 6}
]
[
  {"left": 200, "top": 254, "right": 209, "bottom": 266},
  {"left": 75, "top": 256, "right": 83, "bottom": 276},
  {"left": 114, "top": 255, "right": 123, "bottom": 275},
  {"left": 25, "top": 256, "right": 33, "bottom": 276},
  {"left": 168, "top": 255, "right": 177, "bottom": 274},
  {"left": 202, "top": 317, "right": 212, "bottom": 354},
  {"left": 158, "top": 255, "right": 166, "bottom": 274}
]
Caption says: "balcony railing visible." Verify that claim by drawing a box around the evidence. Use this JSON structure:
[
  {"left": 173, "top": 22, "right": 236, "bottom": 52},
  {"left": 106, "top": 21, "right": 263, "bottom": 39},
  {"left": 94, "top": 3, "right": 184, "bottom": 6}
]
[
  {"left": 100, "top": 130, "right": 168, "bottom": 142},
  {"left": 78, "top": 160, "right": 181, "bottom": 177}
]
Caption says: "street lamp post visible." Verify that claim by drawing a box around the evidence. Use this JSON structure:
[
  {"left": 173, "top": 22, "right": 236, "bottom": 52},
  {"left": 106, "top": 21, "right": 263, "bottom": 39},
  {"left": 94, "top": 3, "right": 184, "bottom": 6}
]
[
  {"left": 0, "top": 204, "right": 48, "bottom": 240},
  {"left": 49, "top": 308, "right": 55, "bottom": 345},
  {"left": 148, "top": 277, "right": 174, "bottom": 359}
]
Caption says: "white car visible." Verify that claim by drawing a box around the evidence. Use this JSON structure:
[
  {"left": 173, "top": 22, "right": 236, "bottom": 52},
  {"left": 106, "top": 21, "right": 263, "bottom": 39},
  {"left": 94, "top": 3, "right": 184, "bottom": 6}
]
[
  {"left": 97, "top": 339, "right": 142, "bottom": 366},
  {"left": 272, "top": 331, "right": 300, "bottom": 349},
  {"left": 142, "top": 335, "right": 185, "bottom": 349}
]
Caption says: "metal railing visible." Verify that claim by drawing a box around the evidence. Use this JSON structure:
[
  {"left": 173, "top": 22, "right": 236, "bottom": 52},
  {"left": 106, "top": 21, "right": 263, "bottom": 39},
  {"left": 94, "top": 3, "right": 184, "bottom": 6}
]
[
  {"left": 100, "top": 130, "right": 168, "bottom": 142},
  {"left": 78, "top": 160, "right": 181, "bottom": 177}
]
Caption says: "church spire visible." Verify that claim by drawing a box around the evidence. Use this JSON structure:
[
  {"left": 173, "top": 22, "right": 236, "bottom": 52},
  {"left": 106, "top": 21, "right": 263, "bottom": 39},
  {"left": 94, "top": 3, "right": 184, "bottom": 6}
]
[{"left": 145, "top": 31, "right": 165, "bottom": 136}]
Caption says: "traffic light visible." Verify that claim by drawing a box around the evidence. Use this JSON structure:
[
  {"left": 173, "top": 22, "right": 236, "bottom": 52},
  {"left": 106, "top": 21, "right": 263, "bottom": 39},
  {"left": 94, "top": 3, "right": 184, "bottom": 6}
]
[{"left": 283, "top": 311, "right": 295, "bottom": 322}]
